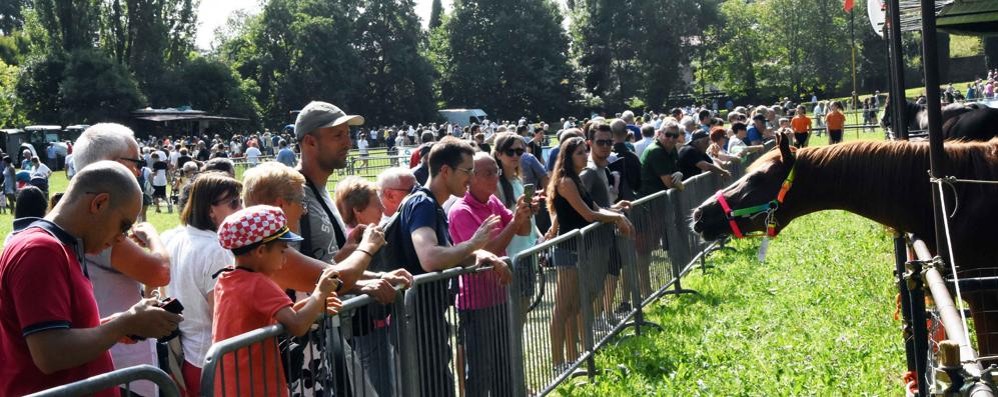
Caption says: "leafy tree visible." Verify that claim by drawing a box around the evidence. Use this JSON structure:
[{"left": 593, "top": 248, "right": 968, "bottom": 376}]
[
  {"left": 429, "top": 0, "right": 442, "bottom": 29},
  {"left": 0, "top": 60, "right": 27, "bottom": 127},
  {"left": 159, "top": 56, "right": 261, "bottom": 125},
  {"left": 434, "top": 0, "right": 574, "bottom": 121},
  {"left": 17, "top": 49, "right": 144, "bottom": 124},
  {"left": 354, "top": 0, "right": 436, "bottom": 125},
  {"left": 0, "top": 0, "right": 30, "bottom": 35},
  {"left": 33, "top": 0, "right": 100, "bottom": 52}
]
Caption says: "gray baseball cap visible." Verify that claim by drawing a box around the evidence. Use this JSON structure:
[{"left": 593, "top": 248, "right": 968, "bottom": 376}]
[{"left": 294, "top": 101, "right": 364, "bottom": 140}]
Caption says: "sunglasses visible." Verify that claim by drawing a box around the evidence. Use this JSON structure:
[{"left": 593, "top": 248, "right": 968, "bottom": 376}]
[
  {"left": 664, "top": 132, "right": 679, "bottom": 138},
  {"left": 212, "top": 196, "right": 242, "bottom": 209},
  {"left": 503, "top": 148, "right": 525, "bottom": 157},
  {"left": 594, "top": 139, "right": 614, "bottom": 147}
]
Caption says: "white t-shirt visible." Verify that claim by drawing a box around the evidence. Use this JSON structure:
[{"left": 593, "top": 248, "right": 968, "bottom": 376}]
[
  {"left": 31, "top": 162, "right": 52, "bottom": 178},
  {"left": 169, "top": 150, "right": 180, "bottom": 167},
  {"left": 358, "top": 139, "right": 369, "bottom": 155},
  {"left": 245, "top": 146, "right": 262, "bottom": 164},
  {"left": 164, "top": 226, "right": 235, "bottom": 367}
]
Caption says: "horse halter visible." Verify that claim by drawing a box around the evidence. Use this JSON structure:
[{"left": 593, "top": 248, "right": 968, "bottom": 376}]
[{"left": 715, "top": 165, "right": 796, "bottom": 239}]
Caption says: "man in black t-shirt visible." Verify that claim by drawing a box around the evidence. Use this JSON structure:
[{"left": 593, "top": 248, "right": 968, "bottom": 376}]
[{"left": 677, "top": 130, "right": 731, "bottom": 179}]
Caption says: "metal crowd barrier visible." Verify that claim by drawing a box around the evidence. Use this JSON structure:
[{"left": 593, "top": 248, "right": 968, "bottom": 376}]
[
  {"left": 26, "top": 365, "right": 179, "bottom": 397},
  {"left": 345, "top": 155, "right": 410, "bottom": 177},
  {"left": 194, "top": 142, "right": 778, "bottom": 397}
]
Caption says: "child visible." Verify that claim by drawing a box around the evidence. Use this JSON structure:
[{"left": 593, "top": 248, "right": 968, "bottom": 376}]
[
  {"left": 790, "top": 105, "right": 812, "bottom": 148},
  {"left": 211, "top": 205, "right": 342, "bottom": 397}
]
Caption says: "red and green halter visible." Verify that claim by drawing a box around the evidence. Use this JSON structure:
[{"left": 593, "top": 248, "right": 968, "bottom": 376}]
[{"left": 715, "top": 164, "right": 796, "bottom": 238}]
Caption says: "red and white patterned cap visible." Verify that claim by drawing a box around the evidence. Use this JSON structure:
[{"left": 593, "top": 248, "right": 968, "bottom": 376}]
[{"left": 217, "top": 205, "right": 303, "bottom": 250}]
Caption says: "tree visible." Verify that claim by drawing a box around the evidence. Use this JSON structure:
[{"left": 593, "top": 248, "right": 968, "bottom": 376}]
[
  {"left": 428, "top": 0, "right": 442, "bottom": 29},
  {"left": 219, "top": 0, "right": 363, "bottom": 127},
  {"left": 434, "top": 0, "right": 574, "bottom": 120},
  {"left": 0, "top": 0, "right": 30, "bottom": 35},
  {"left": 0, "top": 60, "right": 27, "bottom": 127},
  {"left": 355, "top": 0, "right": 436, "bottom": 125},
  {"left": 159, "top": 56, "right": 261, "bottom": 125},
  {"left": 33, "top": 0, "right": 100, "bottom": 52},
  {"left": 16, "top": 49, "right": 145, "bottom": 124}
]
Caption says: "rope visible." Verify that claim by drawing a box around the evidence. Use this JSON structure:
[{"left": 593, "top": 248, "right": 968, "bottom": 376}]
[{"left": 933, "top": 178, "right": 973, "bottom": 351}]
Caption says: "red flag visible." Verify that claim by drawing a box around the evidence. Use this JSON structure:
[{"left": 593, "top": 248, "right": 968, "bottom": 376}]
[{"left": 844, "top": 0, "right": 854, "bottom": 12}]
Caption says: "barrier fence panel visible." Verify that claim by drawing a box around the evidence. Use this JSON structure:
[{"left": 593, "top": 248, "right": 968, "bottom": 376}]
[
  {"left": 27, "top": 365, "right": 180, "bottom": 397},
  {"left": 201, "top": 289, "right": 407, "bottom": 397},
  {"left": 629, "top": 190, "right": 683, "bottom": 304},
  {"left": 346, "top": 155, "right": 409, "bottom": 177},
  {"left": 400, "top": 266, "right": 516, "bottom": 397},
  {"left": 509, "top": 230, "right": 585, "bottom": 396}
]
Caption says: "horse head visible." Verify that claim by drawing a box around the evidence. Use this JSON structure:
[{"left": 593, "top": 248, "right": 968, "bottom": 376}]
[{"left": 691, "top": 132, "right": 796, "bottom": 241}]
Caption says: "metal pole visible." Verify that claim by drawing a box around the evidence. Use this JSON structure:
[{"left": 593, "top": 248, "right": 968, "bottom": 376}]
[
  {"left": 893, "top": 235, "right": 917, "bottom": 373},
  {"left": 887, "top": 0, "right": 909, "bottom": 140},
  {"left": 905, "top": 258, "right": 930, "bottom": 397},
  {"left": 917, "top": 0, "right": 951, "bottom": 263}
]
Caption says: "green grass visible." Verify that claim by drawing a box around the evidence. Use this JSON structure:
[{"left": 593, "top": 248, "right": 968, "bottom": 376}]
[
  {"left": 555, "top": 211, "right": 904, "bottom": 396},
  {"left": 554, "top": 132, "right": 906, "bottom": 396}
]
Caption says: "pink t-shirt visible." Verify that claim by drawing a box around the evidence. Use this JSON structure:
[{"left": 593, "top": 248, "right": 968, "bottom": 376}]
[
  {"left": 448, "top": 193, "right": 512, "bottom": 310},
  {"left": 212, "top": 267, "right": 293, "bottom": 397}
]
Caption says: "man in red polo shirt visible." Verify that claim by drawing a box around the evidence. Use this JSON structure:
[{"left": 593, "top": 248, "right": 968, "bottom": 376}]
[{"left": 0, "top": 161, "right": 182, "bottom": 396}]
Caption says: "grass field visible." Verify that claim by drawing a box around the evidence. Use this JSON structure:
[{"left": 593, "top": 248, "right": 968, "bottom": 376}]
[{"left": 552, "top": 133, "right": 906, "bottom": 396}]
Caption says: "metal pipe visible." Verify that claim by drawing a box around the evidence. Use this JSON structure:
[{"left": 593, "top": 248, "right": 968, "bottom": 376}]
[
  {"left": 887, "top": 0, "right": 909, "bottom": 140},
  {"left": 910, "top": 239, "right": 982, "bottom": 371},
  {"left": 918, "top": 0, "right": 951, "bottom": 264}
]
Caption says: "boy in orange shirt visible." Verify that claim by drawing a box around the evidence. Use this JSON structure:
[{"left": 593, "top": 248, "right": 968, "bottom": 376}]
[
  {"left": 824, "top": 101, "right": 846, "bottom": 144},
  {"left": 211, "top": 205, "right": 342, "bottom": 397},
  {"left": 790, "top": 105, "right": 812, "bottom": 148}
]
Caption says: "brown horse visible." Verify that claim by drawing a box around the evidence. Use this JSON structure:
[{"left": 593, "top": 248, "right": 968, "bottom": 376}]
[{"left": 691, "top": 133, "right": 998, "bottom": 358}]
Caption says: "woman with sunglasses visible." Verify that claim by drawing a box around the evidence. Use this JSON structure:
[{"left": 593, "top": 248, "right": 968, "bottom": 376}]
[
  {"left": 162, "top": 171, "right": 243, "bottom": 395},
  {"left": 546, "top": 137, "right": 633, "bottom": 372}
]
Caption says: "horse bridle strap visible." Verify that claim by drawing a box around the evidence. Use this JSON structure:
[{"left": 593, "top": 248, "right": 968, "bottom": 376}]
[{"left": 717, "top": 165, "right": 797, "bottom": 239}]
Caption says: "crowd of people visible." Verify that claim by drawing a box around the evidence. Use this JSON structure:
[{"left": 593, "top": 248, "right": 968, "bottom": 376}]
[{"left": 0, "top": 95, "right": 859, "bottom": 396}]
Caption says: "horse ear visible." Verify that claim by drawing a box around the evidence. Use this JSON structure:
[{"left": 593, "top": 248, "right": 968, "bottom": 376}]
[{"left": 778, "top": 132, "right": 794, "bottom": 164}]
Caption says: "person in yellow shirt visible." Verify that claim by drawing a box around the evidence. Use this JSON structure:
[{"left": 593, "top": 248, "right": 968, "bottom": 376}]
[
  {"left": 790, "top": 105, "right": 812, "bottom": 148},
  {"left": 825, "top": 101, "right": 846, "bottom": 144}
]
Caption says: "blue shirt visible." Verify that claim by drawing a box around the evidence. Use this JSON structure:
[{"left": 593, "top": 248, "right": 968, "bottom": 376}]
[
  {"left": 747, "top": 126, "right": 763, "bottom": 144},
  {"left": 546, "top": 147, "right": 560, "bottom": 172},
  {"left": 520, "top": 153, "right": 547, "bottom": 186},
  {"left": 397, "top": 187, "right": 450, "bottom": 276},
  {"left": 276, "top": 148, "right": 296, "bottom": 167}
]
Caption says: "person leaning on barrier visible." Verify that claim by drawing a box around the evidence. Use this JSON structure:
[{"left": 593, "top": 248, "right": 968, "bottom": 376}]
[
  {"left": 211, "top": 205, "right": 343, "bottom": 397},
  {"left": 727, "top": 122, "right": 765, "bottom": 158},
  {"left": 639, "top": 121, "right": 684, "bottom": 196},
  {"left": 376, "top": 166, "right": 417, "bottom": 218},
  {"left": 677, "top": 130, "right": 731, "bottom": 180},
  {"left": 545, "top": 136, "right": 633, "bottom": 373},
  {"left": 396, "top": 136, "right": 512, "bottom": 396},
  {"left": 0, "top": 161, "right": 182, "bottom": 397},
  {"left": 448, "top": 152, "right": 533, "bottom": 396}
]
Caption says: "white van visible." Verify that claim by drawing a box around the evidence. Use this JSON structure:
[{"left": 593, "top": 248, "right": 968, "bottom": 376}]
[{"left": 438, "top": 109, "right": 487, "bottom": 126}]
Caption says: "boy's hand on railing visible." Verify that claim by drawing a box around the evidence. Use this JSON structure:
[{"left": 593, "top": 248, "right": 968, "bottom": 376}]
[
  {"left": 314, "top": 267, "right": 341, "bottom": 298},
  {"left": 323, "top": 294, "right": 343, "bottom": 315}
]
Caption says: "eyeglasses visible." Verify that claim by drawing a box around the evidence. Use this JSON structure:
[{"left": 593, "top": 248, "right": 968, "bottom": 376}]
[
  {"left": 476, "top": 168, "right": 501, "bottom": 177},
  {"left": 212, "top": 196, "right": 242, "bottom": 209},
  {"left": 594, "top": 139, "right": 614, "bottom": 147},
  {"left": 664, "top": 132, "right": 679, "bottom": 138},
  {"left": 503, "top": 148, "right": 525, "bottom": 157},
  {"left": 118, "top": 157, "right": 144, "bottom": 167},
  {"left": 455, "top": 166, "right": 474, "bottom": 175}
]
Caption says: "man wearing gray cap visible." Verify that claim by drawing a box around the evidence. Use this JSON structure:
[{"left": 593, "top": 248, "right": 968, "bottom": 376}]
[
  {"left": 292, "top": 101, "right": 411, "bottom": 396},
  {"left": 677, "top": 130, "right": 731, "bottom": 179}
]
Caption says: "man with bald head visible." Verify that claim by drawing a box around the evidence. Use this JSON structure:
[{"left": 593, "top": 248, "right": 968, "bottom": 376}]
[{"left": 0, "top": 161, "right": 182, "bottom": 396}]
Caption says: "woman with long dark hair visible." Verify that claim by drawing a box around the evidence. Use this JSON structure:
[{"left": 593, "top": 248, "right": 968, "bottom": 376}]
[{"left": 545, "top": 137, "right": 632, "bottom": 372}]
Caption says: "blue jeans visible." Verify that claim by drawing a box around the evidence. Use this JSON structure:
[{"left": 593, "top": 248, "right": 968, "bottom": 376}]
[{"left": 351, "top": 326, "right": 398, "bottom": 396}]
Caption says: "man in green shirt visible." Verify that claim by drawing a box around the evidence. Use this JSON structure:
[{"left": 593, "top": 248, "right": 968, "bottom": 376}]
[{"left": 639, "top": 120, "right": 684, "bottom": 196}]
